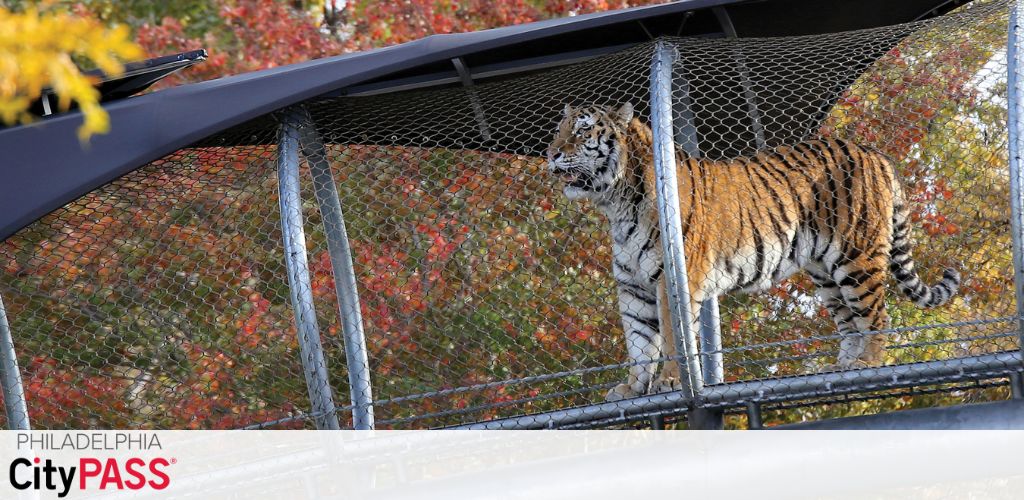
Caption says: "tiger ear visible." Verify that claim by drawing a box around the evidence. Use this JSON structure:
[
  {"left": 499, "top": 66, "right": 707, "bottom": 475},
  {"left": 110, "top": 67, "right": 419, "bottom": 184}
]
[
  {"left": 562, "top": 103, "right": 573, "bottom": 117},
  {"left": 615, "top": 102, "right": 634, "bottom": 122}
]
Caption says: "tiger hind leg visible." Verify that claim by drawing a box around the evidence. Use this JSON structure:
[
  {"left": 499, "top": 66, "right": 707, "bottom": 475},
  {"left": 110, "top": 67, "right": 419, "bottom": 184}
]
[
  {"left": 810, "top": 265, "right": 887, "bottom": 369},
  {"left": 832, "top": 259, "right": 890, "bottom": 368},
  {"left": 811, "top": 272, "right": 862, "bottom": 369}
]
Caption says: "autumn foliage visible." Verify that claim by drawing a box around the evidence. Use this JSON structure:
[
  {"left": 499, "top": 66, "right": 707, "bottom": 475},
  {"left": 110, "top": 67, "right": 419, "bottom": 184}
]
[
  {"left": 0, "top": 5, "right": 142, "bottom": 140},
  {"left": 0, "top": 1, "right": 1016, "bottom": 429},
  {"left": 131, "top": 0, "right": 667, "bottom": 87},
  {"left": 135, "top": 0, "right": 342, "bottom": 86}
]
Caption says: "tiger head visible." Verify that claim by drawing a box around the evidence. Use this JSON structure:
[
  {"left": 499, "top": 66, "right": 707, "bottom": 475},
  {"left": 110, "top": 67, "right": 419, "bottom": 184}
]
[{"left": 547, "top": 102, "right": 635, "bottom": 200}]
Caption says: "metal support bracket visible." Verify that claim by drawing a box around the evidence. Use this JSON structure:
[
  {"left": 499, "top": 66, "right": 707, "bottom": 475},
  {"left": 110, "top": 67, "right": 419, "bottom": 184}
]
[
  {"left": 40, "top": 94, "right": 52, "bottom": 116},
  {"left": 0, "top": 293, "right": 30, "bottom": 430},
  {"left": 294, "top": 107, "right": 376, "bottom": 430},
  {"left": 713, "top": 7, "right": 767, "bottom": 149},
  {"left": 277, "top": 111, "right": 342, "bottom": 430},
  {"left": 452, "top": 57, "right": 493, "bottom": 143},
  {"left": 651, "top": 41, "right": 704, "bottom": 400}
]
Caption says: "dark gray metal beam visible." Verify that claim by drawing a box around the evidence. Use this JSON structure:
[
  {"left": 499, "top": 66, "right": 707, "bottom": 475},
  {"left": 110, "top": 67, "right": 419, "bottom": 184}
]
[
  {"left": 772, "top": 400, "right": 1024, "bottom": 430},
  {"left": 344, "top": 44, "right": 639, "bottom": 97},
  {"left": 451, "top": 351, "right": 1022, "bottom": 429}
]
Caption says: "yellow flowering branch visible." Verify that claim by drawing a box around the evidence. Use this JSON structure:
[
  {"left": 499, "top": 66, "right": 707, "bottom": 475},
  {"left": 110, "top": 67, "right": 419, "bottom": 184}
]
[{"left": 0, "top": 7, "right": 144, "bottom": 141}]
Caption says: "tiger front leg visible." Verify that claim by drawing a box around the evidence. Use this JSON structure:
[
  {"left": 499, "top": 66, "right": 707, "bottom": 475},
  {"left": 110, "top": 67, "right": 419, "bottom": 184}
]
[
  {"left": 606, "top": 327, "right": 663, "bottom": 401},
  {"left": 607, "top": 286, "right": 664, "bottom": 402},
  {"left": 652, "top": 277, "right": 684, "bottom": 393}
]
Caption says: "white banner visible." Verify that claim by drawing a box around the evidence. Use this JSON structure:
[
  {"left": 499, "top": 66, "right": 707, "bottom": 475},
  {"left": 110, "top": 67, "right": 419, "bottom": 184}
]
[{"left": 0, "top": 430, "right": 1021, "bottom": 499}]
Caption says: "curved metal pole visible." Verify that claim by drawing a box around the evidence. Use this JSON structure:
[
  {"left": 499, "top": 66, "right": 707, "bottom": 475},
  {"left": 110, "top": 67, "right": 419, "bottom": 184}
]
[
  {"left": 651, "top": 41, "right": 704, "bottom": 399},
  {"left": 1009, "top": 0, "right": 1024, "bottom": 356},
  {"left": 292, "top": 107, "right": 375, "bottom": 430},
  {"left": 278, "top": 116, "right": 341, "bottom": 430},
  {"left": 0, "top": 294, "right": 30, "bottom": 430}
]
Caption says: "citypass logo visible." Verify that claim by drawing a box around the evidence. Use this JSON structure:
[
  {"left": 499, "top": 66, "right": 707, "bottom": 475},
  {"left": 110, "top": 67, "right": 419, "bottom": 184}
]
[{"left": 9, "top": 433, "right": 174, "bottom": 498}]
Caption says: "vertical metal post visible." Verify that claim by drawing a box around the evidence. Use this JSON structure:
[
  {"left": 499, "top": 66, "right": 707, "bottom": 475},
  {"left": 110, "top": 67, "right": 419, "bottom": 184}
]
[
  {"left": 672, "top": 71, "right": 702, "bottom": 157},
  {"left": 699, "top": 301, "right": 724, "bottom": 384},
  {"left": 649, "top": 414, "right": 666, "bottom": 430},
  {"left": 745, "top": 402, "right": 763, "bottom": 430},
  {"left": 0, "top": 294, "right": 30, "bottom": 430},
  {"left": 651, "top": 41, "right": 704, "bottom": 399},
  {"left": 277, "top": 115, "right": 342, "bottom": 430},
  {"left": 1009, "top": 0, "right": 1024, "bottom": 355},
  {"left": 672, "top": 46, "right": 725, "bottom": 389},
  {"left": 293, "top": 107, "right": 375, "bottom": 430},
  {"left": 1010, "top": 371, "right": 1023, "bottom": 400}
]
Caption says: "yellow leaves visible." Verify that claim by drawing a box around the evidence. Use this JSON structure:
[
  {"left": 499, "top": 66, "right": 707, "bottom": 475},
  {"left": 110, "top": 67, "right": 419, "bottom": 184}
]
[{"left": 0, "top": 7, "right": 143, "bottom": 141}]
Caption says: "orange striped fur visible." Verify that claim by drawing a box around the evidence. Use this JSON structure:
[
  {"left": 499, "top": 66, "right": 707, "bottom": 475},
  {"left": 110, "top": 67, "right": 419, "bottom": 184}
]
[{"left": 548, "top": 103, "right": 960, "bottom": 400}]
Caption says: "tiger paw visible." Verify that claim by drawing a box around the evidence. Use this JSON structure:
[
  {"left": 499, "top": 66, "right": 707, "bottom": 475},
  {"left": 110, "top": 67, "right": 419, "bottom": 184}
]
[
  {"left": 652, "top": 376, "right": 682, "bottom": 393},
  {"left": 605, "top": 383, "right": 642, "bottom": 402}
]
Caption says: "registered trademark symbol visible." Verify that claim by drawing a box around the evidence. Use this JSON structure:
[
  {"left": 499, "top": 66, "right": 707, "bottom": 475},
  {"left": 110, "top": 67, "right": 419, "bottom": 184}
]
[{"left": 171, "top": 458, "right": 177, "bottom": 464}]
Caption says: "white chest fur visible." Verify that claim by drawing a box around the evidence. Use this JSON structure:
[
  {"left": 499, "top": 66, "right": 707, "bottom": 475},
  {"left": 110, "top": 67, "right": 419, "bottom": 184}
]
[{"left": 602, "top": 200, "right": 662, "bottom": 297}]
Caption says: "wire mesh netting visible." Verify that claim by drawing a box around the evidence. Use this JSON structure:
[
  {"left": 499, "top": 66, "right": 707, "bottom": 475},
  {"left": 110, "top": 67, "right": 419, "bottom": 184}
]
[
  {"left": 0, "top": 0, "right": 1020, "bottom": 429},
  {"left": 670, "top": 0, "right": 1018, "bottom": 401},
  {"left": 0, "top": 139, "right": 317, "bottom": 428}
]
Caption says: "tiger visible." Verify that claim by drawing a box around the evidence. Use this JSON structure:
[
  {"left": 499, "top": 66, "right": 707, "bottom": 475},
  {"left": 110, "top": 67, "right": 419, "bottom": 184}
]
[{"left": 546, "top": 102, "right": 961, "bottom": 402}]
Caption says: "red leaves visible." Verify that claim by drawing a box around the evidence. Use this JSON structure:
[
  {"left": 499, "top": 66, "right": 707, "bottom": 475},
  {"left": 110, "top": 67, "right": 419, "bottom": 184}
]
[
  {"left": 419, "top": 218, "right": 469, "bottom": 263},
  {"left": 131, "top": 0, "right": 666, "bottom": 91},
  {"left": 237, "top": 291, "right": 281, "bottom": 350},
  {"left": 135, "top": 17, "right": 228, "bottom": 88},
  {"left": 136, "top": 0, "right": 341, "bottom": 89},
  {"left": 920, "top": 213, "right": 960, "bottom": 237},
  {"left": 533, "top": 326, "right": 558, "bottom": 345},
  {"left": 356, "top": 216, "right": 469, "bottom": 354},
  {"left": 571, "top": 327, "right": 594, "bottom": 342},
  {"left": 823, "top": 40, "right": 979, "bottom": 161},
  {"left": 20, "top": 356, "right": 128, "bottom": 427}
]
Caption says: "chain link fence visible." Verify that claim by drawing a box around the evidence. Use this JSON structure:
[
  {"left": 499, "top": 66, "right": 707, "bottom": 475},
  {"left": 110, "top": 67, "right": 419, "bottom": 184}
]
[{"left": 1, "top": 0, "right": 1022, "bottom": 429}]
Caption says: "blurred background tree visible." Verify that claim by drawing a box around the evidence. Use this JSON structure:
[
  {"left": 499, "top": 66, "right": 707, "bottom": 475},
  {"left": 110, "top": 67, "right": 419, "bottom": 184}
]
[
  {"left": 0, "top": 3, "right": 141, "bottom": 139},
  {"left": 0, "top": 1, "right": 667, "bottom": 86}
]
